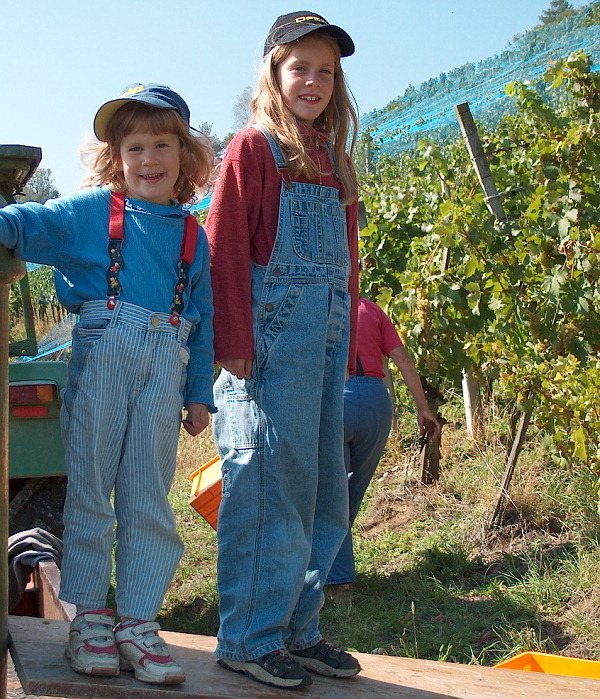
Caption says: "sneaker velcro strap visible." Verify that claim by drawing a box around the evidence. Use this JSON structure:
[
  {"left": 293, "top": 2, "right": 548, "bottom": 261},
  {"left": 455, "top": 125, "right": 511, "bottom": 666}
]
[
  {"left": 125, "top": 621, "right": 161, "bottom": 636},
  {"left": 76, "top": 627, "right": 115, "bottom": 642},
  {"left": 115, "top": 622, "right": 172, "bottom": 663},
  {"left": 79, "top": 613, "right": 115, "bottom": 626}
]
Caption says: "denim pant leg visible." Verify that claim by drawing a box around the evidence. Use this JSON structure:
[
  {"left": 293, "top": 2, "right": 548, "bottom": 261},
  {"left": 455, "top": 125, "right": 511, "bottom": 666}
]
[
  {"left": 287, "top": 327, "right": 349, "bottom": 649},
  {"left": 326, "top": 377, "right": 393, "bottom": 585},
  {"left": 214, "top": 283, "right": 349, "bottom": 661}
]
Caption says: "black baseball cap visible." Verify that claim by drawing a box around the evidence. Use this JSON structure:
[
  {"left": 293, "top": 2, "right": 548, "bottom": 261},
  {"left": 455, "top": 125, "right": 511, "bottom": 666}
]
[
  {"left": 93, "top": 83, "right": 191, "bottom": 141},
  {"left": 264, "top": 11, "right": 354, "bottom": 57}
]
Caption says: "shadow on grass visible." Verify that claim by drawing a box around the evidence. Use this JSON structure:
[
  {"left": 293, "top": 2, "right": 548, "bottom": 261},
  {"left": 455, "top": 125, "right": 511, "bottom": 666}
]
[
  {"left": 159, "top": 593, "right": 220, "bottom": 638},
  {"left": 156, "top": 538, "right": 578, "bottom": 666},
  {"left": 321, "top": 540, "right": 577, "bottom": 666}
]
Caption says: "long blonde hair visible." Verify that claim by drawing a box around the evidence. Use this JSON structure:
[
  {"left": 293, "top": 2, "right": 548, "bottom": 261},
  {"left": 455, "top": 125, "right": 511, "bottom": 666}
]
[
  {"left": 80, "top": 102, "right": 214, "bottom": 204},
  {"left": 251, "top": 32, "right": 358, "bottom": 205}
]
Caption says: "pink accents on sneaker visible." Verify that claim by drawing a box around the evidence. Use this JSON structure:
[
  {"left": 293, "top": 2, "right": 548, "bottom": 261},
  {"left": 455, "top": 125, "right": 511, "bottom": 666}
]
[
  {"left": 114, "top": 620, "right": 185, "bottom": 685},
  {"left": 65, "top": 609, "right": 119, "bottom": 677}
]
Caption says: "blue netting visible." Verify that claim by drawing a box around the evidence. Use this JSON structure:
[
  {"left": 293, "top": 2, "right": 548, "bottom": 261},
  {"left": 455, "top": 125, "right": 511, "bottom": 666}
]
[
  {"left": 14, "top": 313, "right": 75, "bottom": 362},
  {"left": 190, "top": 192, "right": 212, "bottom": 212},
  {"left": 360, "top": 12, "right": 600, "bottom": 151}
]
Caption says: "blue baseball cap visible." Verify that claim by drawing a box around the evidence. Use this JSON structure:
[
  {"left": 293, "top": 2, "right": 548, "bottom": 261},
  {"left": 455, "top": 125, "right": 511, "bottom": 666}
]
[{"left": 93, "top": 83, "right": 191, "bottom": 141}]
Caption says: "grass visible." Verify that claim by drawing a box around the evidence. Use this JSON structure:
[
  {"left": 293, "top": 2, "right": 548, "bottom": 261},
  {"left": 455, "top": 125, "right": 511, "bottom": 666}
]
[{"left": 159, "top": 389, "right": 600, "bottom": 666}]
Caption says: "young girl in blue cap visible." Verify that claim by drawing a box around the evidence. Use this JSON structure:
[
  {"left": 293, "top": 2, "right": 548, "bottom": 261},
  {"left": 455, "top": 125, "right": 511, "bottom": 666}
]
[
  {"left": 206, "top": 11, "right": 361, "bottom": 690},
  {"left": 0, "top": 84, "right": 215, "bottom": 685}
]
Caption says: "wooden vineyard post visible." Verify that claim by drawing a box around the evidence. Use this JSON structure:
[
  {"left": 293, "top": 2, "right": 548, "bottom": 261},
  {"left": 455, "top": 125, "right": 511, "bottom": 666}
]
[
  {"left": 454, "top": 103, "right": 533, "bottom": 525},
  {"left": 454, "top": 102, "right": 507, "bottom": 224},
  {"left": 462, "top": 369, "right": 484, "bottom": 442},
  {"left": 454, "top": 102, "right": 497, "bottom": 445},
  {"left": 420, "top": 436, "right": 441, "bottom": 485},
  {"left": 419, "top": 381, "right": 446, "bottom": 485}
]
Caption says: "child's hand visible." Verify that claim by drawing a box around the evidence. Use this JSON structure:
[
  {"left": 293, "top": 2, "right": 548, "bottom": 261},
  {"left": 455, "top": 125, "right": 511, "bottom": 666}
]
[{"left": 182, "top": 402, "right": 209, "bottom": 436}]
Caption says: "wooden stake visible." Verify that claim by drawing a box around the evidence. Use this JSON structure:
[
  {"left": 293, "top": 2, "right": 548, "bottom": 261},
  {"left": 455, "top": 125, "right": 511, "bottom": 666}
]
[
  {"left": 490, "top": 409, "right": 532, "bottom": 526},
  {"left": 454, "top": 102, "right": 507, "bottom": 224},
  {"left": 455, "top": 102, "right": 533, "bottom": 528},
  {"left": 462, "top": 369, "right": 484, "bottom": 441}
]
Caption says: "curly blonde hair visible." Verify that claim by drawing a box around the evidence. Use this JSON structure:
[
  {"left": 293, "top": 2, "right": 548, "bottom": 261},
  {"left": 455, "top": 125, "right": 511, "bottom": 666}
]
[
  {"left": 251, "top": 32, "right": 358, "bottom": 205},
  {"left": 80, "top": 102, "right": 214, "bottom": 204}
]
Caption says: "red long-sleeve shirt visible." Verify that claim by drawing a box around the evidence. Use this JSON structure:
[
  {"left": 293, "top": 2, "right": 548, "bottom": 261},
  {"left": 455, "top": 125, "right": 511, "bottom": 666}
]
[{"left": 205, "top": 125, "right": 359, "bottom": 370}]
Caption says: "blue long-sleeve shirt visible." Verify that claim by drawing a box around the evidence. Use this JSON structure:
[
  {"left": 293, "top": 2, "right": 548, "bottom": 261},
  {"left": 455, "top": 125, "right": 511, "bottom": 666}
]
[{"left": 0, "top": 185, "right": 214, "bottom": 408}]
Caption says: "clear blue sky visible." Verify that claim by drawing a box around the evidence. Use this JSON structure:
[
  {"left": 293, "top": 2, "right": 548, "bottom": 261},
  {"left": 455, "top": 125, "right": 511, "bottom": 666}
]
[{"left": 1, "top": 0, "right": 577, "bottom": 195}]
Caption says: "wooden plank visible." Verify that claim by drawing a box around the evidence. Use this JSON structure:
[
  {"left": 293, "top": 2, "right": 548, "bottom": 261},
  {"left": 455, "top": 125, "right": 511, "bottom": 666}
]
[
  {"left": 34, "top": 561, "right": 75, "bottom": 622},
  {"left": 8, "top": 616, "right": 600, "bottom": 698}
]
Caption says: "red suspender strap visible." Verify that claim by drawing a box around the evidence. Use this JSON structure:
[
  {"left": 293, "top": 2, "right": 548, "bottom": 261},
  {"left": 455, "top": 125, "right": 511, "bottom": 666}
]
[
  {"left": 180, "top": 214, "right": 199, "bottom": 265},
  {"left": 169, "top": 214, "right": 199, "bottom": 324},
  {"left": 109, "top": 192, "right": 125, "bottom": 239},
  {"left": 106, "top": 192, "right": 125, "bottom": 307},
  {"left": 106, "top": 193, "right": 198, "bottom": 323}
]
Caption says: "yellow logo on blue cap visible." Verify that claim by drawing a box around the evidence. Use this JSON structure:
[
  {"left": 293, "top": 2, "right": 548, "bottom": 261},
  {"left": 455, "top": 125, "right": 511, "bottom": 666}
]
[{"left": 119, "top": 84, "right": 146, "bottom": 98}]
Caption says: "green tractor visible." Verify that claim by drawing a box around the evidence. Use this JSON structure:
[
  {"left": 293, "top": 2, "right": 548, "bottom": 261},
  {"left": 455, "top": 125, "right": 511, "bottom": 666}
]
[{"left": 0, "top": 145, "right": 68, "bottom": 542}]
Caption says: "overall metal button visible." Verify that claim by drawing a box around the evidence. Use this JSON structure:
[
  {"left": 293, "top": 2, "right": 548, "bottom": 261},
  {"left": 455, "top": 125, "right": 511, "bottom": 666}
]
[
  {"left": 272, "top": 267, "right": 282, "bottom": 277},
  {"left": 265, "top": 303, "right": 274, "bottom": 312},
  {"left": 151, "top": 317, "right": 161, "bottom": 326}
]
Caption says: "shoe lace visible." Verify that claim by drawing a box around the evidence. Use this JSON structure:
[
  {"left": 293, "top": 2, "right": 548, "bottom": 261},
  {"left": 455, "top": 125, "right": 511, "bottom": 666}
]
[
  {"left": 265, "top": 649, "right": 296, "bottom": 670},
  {"left": 316, "top": 640, "right": 344, "bottom": 657}
]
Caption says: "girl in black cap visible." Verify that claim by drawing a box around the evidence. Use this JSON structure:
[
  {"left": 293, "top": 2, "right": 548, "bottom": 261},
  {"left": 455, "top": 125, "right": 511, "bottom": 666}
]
[{"left": 206, "top": 10, "right": 361, "bottom": 690}]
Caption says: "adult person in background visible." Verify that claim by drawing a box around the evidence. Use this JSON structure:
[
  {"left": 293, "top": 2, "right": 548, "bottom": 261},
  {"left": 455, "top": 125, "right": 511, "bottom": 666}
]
[{"left": 325, "top": 296, "right": 440, "bottom": 604}]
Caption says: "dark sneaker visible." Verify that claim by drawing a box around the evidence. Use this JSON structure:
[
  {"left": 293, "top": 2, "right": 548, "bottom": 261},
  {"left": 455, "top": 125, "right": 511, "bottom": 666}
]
[
  {"left": 291, "top": 640, "right": 361, "bottom": 677},
  {"left": 217, "top": 649, "right": 312, "bottom": 689}
]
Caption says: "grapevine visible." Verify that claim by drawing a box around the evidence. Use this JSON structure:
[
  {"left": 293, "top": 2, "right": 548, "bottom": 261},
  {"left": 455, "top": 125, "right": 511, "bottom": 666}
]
[{"left": 358, "top": 51, "right": 600, "bottom": 499}]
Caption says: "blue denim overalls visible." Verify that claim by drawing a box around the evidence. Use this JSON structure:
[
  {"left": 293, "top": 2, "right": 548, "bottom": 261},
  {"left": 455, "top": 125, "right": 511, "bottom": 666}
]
[{"left": 213, "top": 125, "right": 351, "bottom": 661}]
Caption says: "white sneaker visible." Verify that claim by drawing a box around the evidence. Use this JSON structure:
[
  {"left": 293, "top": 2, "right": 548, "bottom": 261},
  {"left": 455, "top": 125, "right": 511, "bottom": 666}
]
[
  {"left": 114, "top": 620, "right": 185, "bottom": 685},
  {"left": 65, "top": 609, "right": 119, "bottom": 676}
]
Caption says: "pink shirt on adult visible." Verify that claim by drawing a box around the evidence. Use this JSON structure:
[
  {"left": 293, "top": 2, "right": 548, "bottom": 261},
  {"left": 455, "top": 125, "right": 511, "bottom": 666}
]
[
  {"left": 205, "top": 124, "right": 359, "bottom": 371},
  {"left": 353, "top": 297, "right": 403, "bottom": 378}
]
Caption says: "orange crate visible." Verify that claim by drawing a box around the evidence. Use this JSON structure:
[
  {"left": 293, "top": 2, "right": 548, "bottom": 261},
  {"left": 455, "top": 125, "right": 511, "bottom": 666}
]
[
  {"left": 189, "top": 455, "right": 222, "bottom": 530},
  {"left": 494, "top": 652, "right": 600, "bottom": 679}
]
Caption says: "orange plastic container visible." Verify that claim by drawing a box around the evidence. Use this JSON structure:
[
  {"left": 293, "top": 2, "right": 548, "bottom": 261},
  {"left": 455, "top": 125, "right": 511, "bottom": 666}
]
[
  {"left": 495, "top": 652, "right": 600, "bottom": 679},
  {"left": 189, "top": 455, "right": 222, "bottom": 530}
]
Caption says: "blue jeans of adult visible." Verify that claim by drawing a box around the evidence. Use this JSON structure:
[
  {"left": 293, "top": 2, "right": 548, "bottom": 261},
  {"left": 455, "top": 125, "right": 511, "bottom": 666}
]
[{"left": 326, "top": 375, "right": 393, "bottom": 585}]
